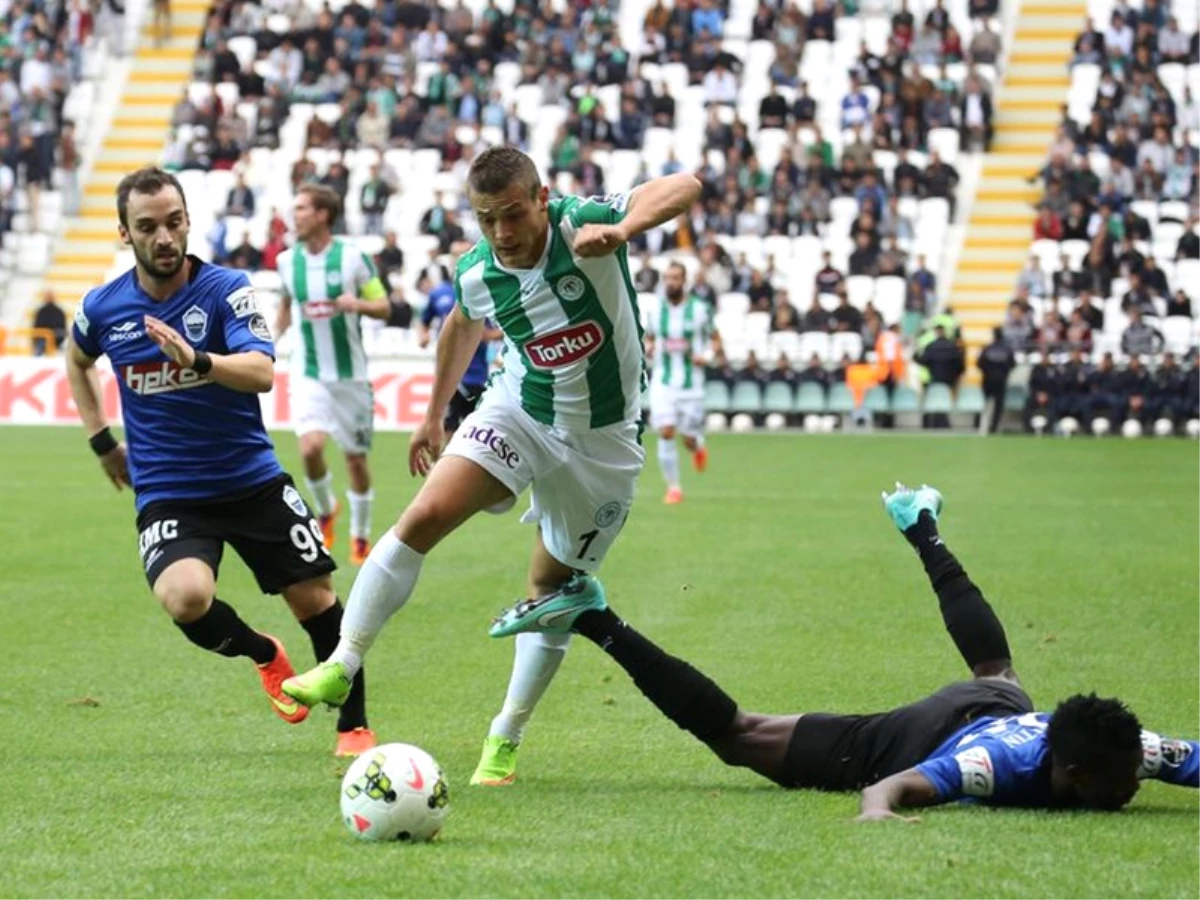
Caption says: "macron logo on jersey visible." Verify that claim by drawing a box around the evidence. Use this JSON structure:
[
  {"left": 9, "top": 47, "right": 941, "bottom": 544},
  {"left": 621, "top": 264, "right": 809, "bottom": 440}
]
[
  {"left": 122, "top": 361, "right": 208, "bottom": 395},
  {"left": 108, "top": 320, "right": 144, "bottom": 344},
  {"left": 524, "top": 321, "right": 603, "bottom": 370}
]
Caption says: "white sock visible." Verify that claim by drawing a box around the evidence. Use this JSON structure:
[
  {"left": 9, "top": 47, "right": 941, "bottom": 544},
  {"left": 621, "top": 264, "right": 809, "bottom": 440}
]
[
  {"left": 488, "top": 632, "right": 571, "bottom": 745},
  {"left": 347, "top": 489, "right": 373, "bottom": 539},
  {"left": 330, "top": 529, "right": 424, "bottom": 678},
  {"left": 658, "top": 437, "right": 680, "bottom": 489},
  {"left": 305, "top": 471, "right": 335, "bottom": 517}
]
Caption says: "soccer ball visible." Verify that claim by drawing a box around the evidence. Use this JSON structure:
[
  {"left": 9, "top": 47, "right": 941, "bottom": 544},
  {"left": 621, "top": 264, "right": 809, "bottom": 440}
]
[
  {"left": 1120, "top": 418, "right": 1143, "bottom": 439},
  {"left": 730, "top": 413, "right": 755, "bottom": 432},
  {"left": 1153, "top": 418, "right": 1175, "bottom": 437},
  {"left": 765, "top": 412, "right": 787, "bottom": 430},
  {"left": 340, "top": 743, "right": 449, "bottom": 842},
  {"left": 1091, "top": 417, "right": 1111, "bottom": 437},
  {"left": 1186, "top": 419, "right": 1200, "bottom": 439},
  {"left": 1058, "top": 416, "right": 1079, "bottom": 437}
]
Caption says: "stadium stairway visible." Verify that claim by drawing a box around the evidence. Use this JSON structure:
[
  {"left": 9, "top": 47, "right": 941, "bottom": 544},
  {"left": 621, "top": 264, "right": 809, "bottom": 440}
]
[
  {"left": 949, "top": 0, "right": 1083, "bottom": 362},
  {"left": 42, "top": 2, "right": 207, "bottom": 309}
]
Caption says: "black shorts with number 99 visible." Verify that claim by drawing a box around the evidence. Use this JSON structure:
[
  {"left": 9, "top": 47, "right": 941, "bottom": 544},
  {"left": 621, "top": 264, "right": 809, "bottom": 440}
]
[{"left": 134, "top": 474, "right": 337, "bottom": 594}]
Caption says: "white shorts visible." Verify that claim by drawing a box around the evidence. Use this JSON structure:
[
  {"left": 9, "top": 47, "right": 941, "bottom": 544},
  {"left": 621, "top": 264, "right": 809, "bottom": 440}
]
[
  {"left": 291, "top": 376, "right": 374, "bottom": 455},
  {"left": 649, "top": 384, "right": 706, "bottom": 437},
  {"left": 443, "top": 393, "right": 645, "bottom": 571}
]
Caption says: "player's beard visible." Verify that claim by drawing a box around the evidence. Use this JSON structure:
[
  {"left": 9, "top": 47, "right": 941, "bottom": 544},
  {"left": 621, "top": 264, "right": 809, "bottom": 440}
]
[
  {"left": 666, "top": 287, "right": 684, "bottom": 303},
  {"left": 136, "top": 242, "right": 186, "bottom": 280}
]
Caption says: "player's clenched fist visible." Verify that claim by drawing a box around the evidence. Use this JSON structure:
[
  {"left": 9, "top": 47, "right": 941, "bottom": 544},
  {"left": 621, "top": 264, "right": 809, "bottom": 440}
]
[
  {"left": 144, "top": 314, "right": 197, "bottom": 368},
  {"left": 573, "top": 223, "right": 626, "bottom": 258}
]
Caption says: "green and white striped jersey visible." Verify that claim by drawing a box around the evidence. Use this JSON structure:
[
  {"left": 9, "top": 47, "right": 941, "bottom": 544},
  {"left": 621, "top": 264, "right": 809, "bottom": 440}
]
[
  {"left": 277, "top": 238, "right": 386, "bottom": 382},
  {"left": 646, "top": 295, "right": 712, "bottom": 393},
  {"left": 455, "top": 194, "right": 645, "bottom": 430}
]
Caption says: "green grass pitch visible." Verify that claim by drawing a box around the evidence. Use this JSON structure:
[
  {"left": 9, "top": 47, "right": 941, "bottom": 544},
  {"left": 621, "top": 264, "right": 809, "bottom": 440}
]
[{"left": 1, "top": 427, "right": 1196, "bottom": 898}]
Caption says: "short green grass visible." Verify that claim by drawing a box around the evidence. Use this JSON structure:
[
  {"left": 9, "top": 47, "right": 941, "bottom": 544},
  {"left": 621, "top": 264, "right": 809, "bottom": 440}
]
[{"left": 1, "top": 427, "right": 1197, "bottom": 898}]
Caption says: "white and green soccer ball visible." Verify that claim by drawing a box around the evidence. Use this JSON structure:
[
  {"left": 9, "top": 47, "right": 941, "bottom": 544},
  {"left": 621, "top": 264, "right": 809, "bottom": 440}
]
[{"left": 340, "top": 743, "right": 449, "bottom": 842}]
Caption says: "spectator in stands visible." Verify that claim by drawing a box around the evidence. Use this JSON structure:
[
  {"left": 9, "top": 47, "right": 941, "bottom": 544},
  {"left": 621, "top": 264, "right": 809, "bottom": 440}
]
[
  {"left": 797, "top": 353, "right": 829, "bottom": 390},
  {"left": 31, "top": 289, "right": 65, "bottom": 356},
  {"left": 848, "top": 231, "right": 879, "bottom": 276},
  {"left": 1053, "top": 255, "right": 1085, "bottom": 300},
  {"left": 917, "top": 325, "right": 963, "bottom": 428},
  {"left": 226, "top": 235, "right": 263, "bottom": 271},
  {"left": 1056, "top": 348, "right": 1091, "bottom": 423},
  {"left": 58, "top": 119, "right": 80, "bottom": 216},
  {"left": 1167, "top": 290, "right": 1193, "bottom": 319},
  {"left": 705, "top": 348, "right": 736, "bottom": 391},
  {"left": 373, "top": 231, "right": 405, "bottom": 287},
  {"left": 1033, "top": 204, "right": 1063, "bottom": 241},
  {"left": 1015, "top": 255, "right": 1049, "bottom": 299},
  {"left": 877, "top": 238, "right": 908, "bottom": 277},
  {"left": 360, "top": 164, "right": 393, "bottom": 236},
  {"left": 922, "top": 151, "right": 959, "bottom": 218},
  {"left": 814, "top": 252, "right": 843, "bottom": 295},
  {"left": 802, "top": 296, "right": 833, "bottom": 333},
  {"left": 736, "top": 350, "right": 769, "bottom": 396},
  {"left": 702, "top": 59, "right": 738, "bottom": 107},
  {"left": 1151, "top": 352, "right": 1188, "bottom": 424},
  {"left": 747, "top": 270, "right": 774, "bottom": 313},
  {"left": 829, "top": 290, "right": 862, "bottom": 334},
  {"left": 225, "top": 173, "right": 255, "bottom": 219},
  {"left": 1002, "top": 300, "right": 1035, "bottom": 352},
  {"left": 968, "top": 18, "right": 1001, "bottom": 64},
  {"left": 758, "top": 83, "right": 790, "bottom": 129},
  {"left": 1116, "top": 237, "right": 1145, "bottom": 279},
  {"left": 959, "top": 75, "right": 994, "bottom": 151},
  {"left": 1064, "top": 309, "right": 1093, "bottom": 353},
  {"left": 1024, "top": 352, "right": 1060, "bottom": 432},
  {"left": 976, "top": 327, "right": 1014, "bottom": 433},
  {"left": 1037, "top": 308, "right": 1067, "bottom": 352},
  {"left": 1140, "top": 256, "right": 1169, "bottom": 299},
  {"left": 1174, "top": 216, "right": 1199, "bottom": 260},
  {"left": 1122, "top": 307, "right": 1164, "bottom": 357},
  {"left": 1060, "top": 199, "right": 1089, "bottom": 241},
  {"left": 1158, "top": 16, "right": 1192, "bottom": 63},
  {"left": 1121, "top": 273, "right": 1157, "bottom": 315},
  {"left": 770, "top": 300, "right": 800, "bottom": 334},
  {"left": 768, "top": 354, "right": 797, "bottom": 396},
  {"left": 1121, "top": 355, "right": 1154, "bottom": 427},
  {"left": 840, "top": 74, "right": 871, "bottom": 132}
]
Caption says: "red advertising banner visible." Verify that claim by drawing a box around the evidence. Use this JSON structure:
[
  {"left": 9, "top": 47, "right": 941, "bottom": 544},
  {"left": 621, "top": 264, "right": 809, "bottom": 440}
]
[{"left": 0, "top": 357, "right": 436, "bottom": 430}]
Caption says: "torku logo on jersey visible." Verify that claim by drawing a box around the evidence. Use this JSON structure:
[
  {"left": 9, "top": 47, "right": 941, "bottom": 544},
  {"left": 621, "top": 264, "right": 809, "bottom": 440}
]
[{"left": 524, "top": 321, "right": 603, "bottom": 370}]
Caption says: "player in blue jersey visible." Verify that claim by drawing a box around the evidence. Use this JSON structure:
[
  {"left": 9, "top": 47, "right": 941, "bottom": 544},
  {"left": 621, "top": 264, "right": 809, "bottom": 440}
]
[
  {"left": 488, "top": 484, "right": 1198, "bottom": 817},
  {"left": 63, "top": 167, "right": 376, "bottom": 758},
  {"left": 416, "top": 271, "right": 501, "bottom": 432}
]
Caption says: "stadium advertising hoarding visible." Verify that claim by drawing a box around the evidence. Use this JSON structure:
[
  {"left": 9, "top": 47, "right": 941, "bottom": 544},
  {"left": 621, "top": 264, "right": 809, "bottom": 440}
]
[{"left": 0, "top": 357, "right": 436, "bottom": 429}]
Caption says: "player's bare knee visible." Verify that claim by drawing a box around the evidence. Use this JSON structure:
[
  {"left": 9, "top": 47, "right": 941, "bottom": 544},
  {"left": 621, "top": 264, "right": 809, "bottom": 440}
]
[
  {"left": 659, "top": 425, "right": 677, "bottom": 441},
  {"left": 283, "top": 576, "right": 336, "bottom": 620},
  {"left": 344, "top": 453, "right": 370, "bottom": 490},
  {"left": 682, "top": 435, "right": 698, "bottom": 451},
  {"left": 155, "top": 579, "right": 211, "bottom": 622},
  {"left": 299, "top": 432, "right": 326, "bottom": 464},
  {"left": 396, "top": 498, "right": 457, "bottom": 552}
]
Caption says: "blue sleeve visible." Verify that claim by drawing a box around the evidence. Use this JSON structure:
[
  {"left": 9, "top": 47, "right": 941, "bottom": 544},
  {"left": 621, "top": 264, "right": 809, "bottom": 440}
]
[
  {"left": 422, "top": 296, "right": 438, "bottom": 326},
  {"left": 219, "top": 275, "right": 274, "bottom": 357},
  {"left": 1140, "top": 732, "right": 1199, "bottom": 788},
  {"left": 916, "top": 742, "right": 1003, "bottom": 803},
  {"left": 71, "top": 292, "right": 102, "bottom": 358}
]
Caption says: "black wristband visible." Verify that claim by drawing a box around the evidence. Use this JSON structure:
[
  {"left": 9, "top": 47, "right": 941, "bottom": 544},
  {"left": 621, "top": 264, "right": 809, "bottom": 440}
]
[
  {"left": 192, "top": 350, "right": 213, "bottom": 375},
  {"left": 89, "top": 427, "right": 118, "bottom": 457}
]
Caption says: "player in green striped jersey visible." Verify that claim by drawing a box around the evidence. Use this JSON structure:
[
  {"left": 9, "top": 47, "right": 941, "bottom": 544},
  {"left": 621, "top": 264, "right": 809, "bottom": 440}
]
[
  {"left": 645, "top": 262, "right": 722, "bottom": 504},
  {"left": 274, "top": 185, "right": 392, "bottom": 566},
  {"left": 285, "top": 147, "right": 702, "bottom": 786}
]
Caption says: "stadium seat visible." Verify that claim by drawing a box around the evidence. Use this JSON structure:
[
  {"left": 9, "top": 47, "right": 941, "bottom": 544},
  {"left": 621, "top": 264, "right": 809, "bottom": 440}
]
[
  {"left": 955, "top": 385, "right": 986, "bottom": 415},
  {"left": 922, "top": 384, "right": 953, "bottom": 414},
  {"left": 763, "top": 382, "right": 794, "bottom": 414},
  {"left": 830, "top": 332, "right": 864, "bottom": 361},
  {"left": 1004, "top": 384, "right": 1028, "bottom": 411},
  {"left": 795, "top": 382, "right": 827, "bottom": 414},
  {"left": 731, "top": 381, "right": 764, "bottom": 413},
  {"left": 862, "top": 386, "right": 891, "bottom": 414},
  {"left": 826, "top": 383, "right": 856, "bottom": 415},
  {"left": 704, "top": 380, "right": 732, "bottom": 413},
  {"left": 891, "top": 386, "right": 921, "bottom": 413}
]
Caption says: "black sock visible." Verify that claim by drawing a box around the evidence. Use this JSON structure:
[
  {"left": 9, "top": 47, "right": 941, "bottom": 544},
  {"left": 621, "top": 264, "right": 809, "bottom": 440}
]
[
  {"left": 574, "top": 608, "right": 738, "bottom": 741},
  {"left": 904, "top": 512, "right": 1012, "bottom": 671},
  {"left": 300, "top": 601, "right": 368, "bottom": 732},
  {"left": 175, "top": 598, "right": 276, "bottom": 665}
]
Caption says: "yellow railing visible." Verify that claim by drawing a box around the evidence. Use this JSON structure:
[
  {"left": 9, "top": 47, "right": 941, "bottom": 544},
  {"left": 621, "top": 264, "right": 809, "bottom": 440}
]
[{"left": 0, "top": 327, "right": 60, "bottom": 355}]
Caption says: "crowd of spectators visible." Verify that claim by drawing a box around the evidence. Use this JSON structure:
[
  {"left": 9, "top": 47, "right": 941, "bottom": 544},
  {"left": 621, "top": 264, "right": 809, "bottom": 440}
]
[
  {"left": 1013, "top": 2, "right": 1198, "bottom": 364},
  {"left": 0, "top": 0, "right": 92, "bottom": 242},
  {"left": 165, "top": 0, "right": 1013, "bottom": 356}
]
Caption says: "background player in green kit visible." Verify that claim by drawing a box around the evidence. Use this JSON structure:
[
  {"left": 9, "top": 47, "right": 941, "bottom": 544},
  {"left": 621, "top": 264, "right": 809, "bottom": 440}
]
[
  {"left": 645, "top": 261, "right": 722, "bottom": 504},
  {"left": 274, "top": 185, "right": 392, "bottom": 566},
  {"left": 284, "top": 147, "right": 702, "bottom": 786}
]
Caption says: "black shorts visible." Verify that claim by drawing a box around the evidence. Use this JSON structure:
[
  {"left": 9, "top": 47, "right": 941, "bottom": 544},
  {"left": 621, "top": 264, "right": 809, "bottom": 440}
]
[
  {"left": 444, "top": 382, "right": 485, "bottom": 432},
  {"left": 135, "top": 474, "right": 337, "bottom": 594},
  {"left": 779, "top": 678, "right": 1034, "bottom": 791}
]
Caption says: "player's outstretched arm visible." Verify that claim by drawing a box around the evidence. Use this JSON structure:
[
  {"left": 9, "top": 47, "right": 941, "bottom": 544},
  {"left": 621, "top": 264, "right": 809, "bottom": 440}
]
[
  {"left": 336, "top": 293, "right": 391, "bottom": 320},
  {"left": 619, "top": 173, "right": 702, "bottom": 241},
  {"left": 65, "top": 335, "right": 130, "bottom": 491},
  {"left": 145, "top": 315, "right": 274, "bottom": 393},
  {"left": 857, "top": 768, "right": 942, "bottom": 823},
  {"left": 410, "top": 305, "right": 484, "bottom": 477}
]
